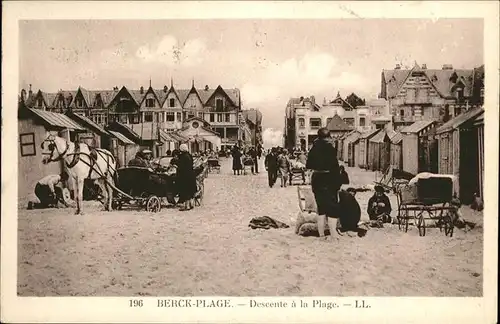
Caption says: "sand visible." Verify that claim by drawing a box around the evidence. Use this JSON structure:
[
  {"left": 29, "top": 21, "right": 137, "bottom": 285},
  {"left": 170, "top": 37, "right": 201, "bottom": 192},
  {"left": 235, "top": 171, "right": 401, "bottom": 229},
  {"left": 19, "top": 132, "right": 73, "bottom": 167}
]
[{"left": 18, "top": 159, "right": 483, "bottom": 296}]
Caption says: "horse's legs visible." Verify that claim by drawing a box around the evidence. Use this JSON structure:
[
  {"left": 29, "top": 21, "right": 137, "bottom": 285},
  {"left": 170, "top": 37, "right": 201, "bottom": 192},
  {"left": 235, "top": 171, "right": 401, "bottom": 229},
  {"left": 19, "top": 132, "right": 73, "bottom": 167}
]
[
  {"left": 105, "top": 175, "right": 114, "bottom": 211},
  {"left": 73, "top": 178, "right": 81, "bottom": 214},
  {"left": 97, "top": 179, "right": 109, "bottom": 211},
  {"left": 75, "top": 178, "right": 85, "bottom": 215}
]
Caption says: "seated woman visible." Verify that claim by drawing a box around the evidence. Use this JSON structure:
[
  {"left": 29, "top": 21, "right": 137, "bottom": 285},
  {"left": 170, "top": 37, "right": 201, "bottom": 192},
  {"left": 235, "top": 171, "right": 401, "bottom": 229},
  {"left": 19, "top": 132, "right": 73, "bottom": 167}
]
[{"left": 367, "top": 185, "right": 392, "bottom": 223}]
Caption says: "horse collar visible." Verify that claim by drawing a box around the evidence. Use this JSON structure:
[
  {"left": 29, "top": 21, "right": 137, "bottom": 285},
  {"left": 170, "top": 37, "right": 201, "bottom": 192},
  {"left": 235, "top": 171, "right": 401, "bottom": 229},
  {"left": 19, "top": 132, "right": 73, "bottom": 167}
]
[{"left": 66, "top": 142, "right": 81, "bottom": 169}]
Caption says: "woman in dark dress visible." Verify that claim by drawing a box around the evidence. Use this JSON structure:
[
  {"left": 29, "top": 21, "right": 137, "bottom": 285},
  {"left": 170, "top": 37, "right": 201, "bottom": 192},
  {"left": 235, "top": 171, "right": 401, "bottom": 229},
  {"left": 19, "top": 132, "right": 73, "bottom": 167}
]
[
  {"left": 176, "top": 144, "right": 197, "bottom": 211},
  {"left": 232, "top": 145, "right": 243, "bottom": 175}
]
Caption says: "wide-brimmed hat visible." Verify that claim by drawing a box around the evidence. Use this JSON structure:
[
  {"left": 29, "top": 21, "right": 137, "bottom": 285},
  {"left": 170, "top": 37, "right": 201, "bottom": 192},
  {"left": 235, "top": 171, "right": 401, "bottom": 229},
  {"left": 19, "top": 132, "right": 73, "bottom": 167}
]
[
  {"left": 179, "top": 144, "right": 188, "bottom": 152},
  {"left": 374, "top": 185, "right": 384, "bottom": 193}
]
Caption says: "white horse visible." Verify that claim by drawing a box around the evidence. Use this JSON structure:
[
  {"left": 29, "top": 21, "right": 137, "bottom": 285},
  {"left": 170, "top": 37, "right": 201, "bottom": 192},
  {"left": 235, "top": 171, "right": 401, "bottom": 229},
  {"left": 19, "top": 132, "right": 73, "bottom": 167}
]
[{"left": 41, "top": 133, "right": 117, "bottom": 215}]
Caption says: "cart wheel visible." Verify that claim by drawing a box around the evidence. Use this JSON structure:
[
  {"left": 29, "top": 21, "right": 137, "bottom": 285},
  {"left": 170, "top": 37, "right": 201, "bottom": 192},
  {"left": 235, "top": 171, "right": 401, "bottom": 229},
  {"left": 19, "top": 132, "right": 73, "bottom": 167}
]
[
  {"left": 417, "top": 212, "right": 426, "bottom": 237},
  {"left": 443, "top": 215, "right": 454, "bottom": 237},
  {"left": 112, "top": 200, "right": 123, "bottom": 210},
  {"left": 146, "top": 195, "right": 161, "bottom": 213}
]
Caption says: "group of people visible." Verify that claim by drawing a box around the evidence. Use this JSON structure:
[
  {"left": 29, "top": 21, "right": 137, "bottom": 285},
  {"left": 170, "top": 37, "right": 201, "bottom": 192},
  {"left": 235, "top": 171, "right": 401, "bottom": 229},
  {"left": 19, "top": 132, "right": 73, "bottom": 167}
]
[
  {"left": 129, "top": 145, "right": 198, "bottom": 211},
  {"left": 264, "top": 147, "right": 309, "bottom": 188},
  {"left": 231, "top": 145, "right": 262, "bottom": 175},
  {"left": 305, "top": 127, "right": 393, "bottom": 240}
]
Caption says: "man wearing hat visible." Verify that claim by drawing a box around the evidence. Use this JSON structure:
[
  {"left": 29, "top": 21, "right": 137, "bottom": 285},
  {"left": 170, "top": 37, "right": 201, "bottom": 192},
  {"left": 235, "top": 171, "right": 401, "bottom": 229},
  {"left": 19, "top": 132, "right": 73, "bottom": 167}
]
[
  {"left": 367, "top": 185, "right": 392, "bottom": 223},
  {"left": 306, "top": 127, "right": 341, "bottom": 241}
]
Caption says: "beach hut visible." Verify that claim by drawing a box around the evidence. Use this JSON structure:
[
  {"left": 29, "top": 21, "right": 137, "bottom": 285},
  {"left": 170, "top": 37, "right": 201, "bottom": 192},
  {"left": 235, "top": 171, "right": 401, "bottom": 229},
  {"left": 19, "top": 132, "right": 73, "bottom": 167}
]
[
  {"left": 390, "top": 132, "right": 403, "bottom": 171},
  {"left": 368, "top": 130, "right": 394, "bottom": 172},
  {"left": 435, "top": 107, "right": 484, "bottom": 204},
  {"left": 343, "top": 130, "right": 361, "bottom": 164},
  {"left": 18, "top": 106, "right": 87, "bottom": 200},
  {"left": 352, "top": 136, "right": 362, "bottom": 168},
  {"left": 337, "top": 131, "right": 351, "bottom": 161},
  {"left": 357, "top": 129, "right": 380, "bottom": 169},
  {"left": 400, "top": 120, "right": 437, "bottom": 175}
]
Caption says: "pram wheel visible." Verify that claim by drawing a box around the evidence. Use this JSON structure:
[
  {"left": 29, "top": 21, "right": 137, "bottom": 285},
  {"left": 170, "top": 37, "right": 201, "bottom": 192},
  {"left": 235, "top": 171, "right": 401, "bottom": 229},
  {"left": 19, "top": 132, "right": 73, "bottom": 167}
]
[
  {"left": 443, "top": 215, "right": 454, "bottom": 237},
  {"left": 146, "top": 195, "right": 161, "bottom": 213}
]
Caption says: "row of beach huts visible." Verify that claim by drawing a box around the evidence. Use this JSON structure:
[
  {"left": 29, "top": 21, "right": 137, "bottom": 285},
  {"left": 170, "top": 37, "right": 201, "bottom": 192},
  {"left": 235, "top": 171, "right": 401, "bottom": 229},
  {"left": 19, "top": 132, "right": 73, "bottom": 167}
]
[{"left": 334, "top": 107, "right": 485, "bottom": 205}]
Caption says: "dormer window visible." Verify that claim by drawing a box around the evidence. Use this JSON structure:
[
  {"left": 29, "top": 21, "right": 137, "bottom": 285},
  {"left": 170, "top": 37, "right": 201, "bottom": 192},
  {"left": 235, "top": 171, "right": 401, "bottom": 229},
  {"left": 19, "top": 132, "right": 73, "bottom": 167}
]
[
  {"left": 216, "top": 98, "right": 224, "bottom": 111},
  {"left": 169, "top": 98, "right": 175, "bottom": 108},
  {"left": 145, "top": 98, "right": 155, "bottom": 108},
  {"left": 37, "top": 98, "right": 43, "bottom": 107},
  {"left": 76, "top": 98, "right": 84, "bottom": 108},
  {"left": 456, "top": 88, "right": 464, "bottom": 100}
]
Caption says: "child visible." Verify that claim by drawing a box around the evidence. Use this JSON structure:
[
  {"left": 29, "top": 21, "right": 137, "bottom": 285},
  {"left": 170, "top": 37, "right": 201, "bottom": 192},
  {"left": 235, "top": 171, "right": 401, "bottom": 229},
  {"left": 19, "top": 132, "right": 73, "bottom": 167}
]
[
  {"left": 277, "top": 149, "right": 291, "bottom": 187},
  {"left": 367, "top": 185, "right": 392, "bottom": 223}
]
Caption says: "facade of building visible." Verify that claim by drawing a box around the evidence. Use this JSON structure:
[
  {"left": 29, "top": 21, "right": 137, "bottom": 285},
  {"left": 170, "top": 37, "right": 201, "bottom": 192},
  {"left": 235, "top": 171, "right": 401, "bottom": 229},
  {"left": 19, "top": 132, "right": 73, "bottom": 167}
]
[
  {"left": 284, "top": 93, "right": 356, "bottom": 150},
  {"left": 379, "top": 63, "right": 484, "bottom": 130},
  {"left": 23, "top": 81, "right": 246, "bottom": 153}
]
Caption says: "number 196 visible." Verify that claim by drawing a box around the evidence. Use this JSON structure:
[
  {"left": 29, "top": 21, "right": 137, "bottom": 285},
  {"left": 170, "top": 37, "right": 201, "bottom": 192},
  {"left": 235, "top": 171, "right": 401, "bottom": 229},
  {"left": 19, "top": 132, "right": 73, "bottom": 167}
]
[{"left": 129, "top": 299, "right": 143, "bottom": 307}]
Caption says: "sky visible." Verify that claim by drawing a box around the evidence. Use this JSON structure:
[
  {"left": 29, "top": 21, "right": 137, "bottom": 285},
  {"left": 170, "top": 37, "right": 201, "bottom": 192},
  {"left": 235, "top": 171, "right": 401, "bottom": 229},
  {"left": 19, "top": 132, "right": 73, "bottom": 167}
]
[{"left": 19, "top": 19, "right": 483, "bottom": 144}]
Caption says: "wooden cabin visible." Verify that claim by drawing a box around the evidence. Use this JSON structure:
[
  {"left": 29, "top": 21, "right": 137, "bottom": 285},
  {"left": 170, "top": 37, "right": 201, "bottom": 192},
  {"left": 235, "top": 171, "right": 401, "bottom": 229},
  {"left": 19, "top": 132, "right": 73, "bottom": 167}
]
[
  {"left": 400, "top": 120, "right": 437, "bottom": 175},
  {"left": 352, "top": 137, "right": 361, "bottom": 168},
  {"left": 390, "top": 132, "right": 403, "bottom": 171},
  {"left": 343, "top": 131, "right": 361, "bottom": 164},
  {"left": 368, "top": 130, "right": 394, "bottom": 172},
  {"left": 357, "top": 129, "right": 380, "bottom": 169},
  {"left": 18, "top": 107, "right": 87, "bottom": 201},
  {"left": 106, "top": 122, "right": 142, "bottom": 167},
  {"left": 435, "top": 107, "right": 484, "bottom": 204}
]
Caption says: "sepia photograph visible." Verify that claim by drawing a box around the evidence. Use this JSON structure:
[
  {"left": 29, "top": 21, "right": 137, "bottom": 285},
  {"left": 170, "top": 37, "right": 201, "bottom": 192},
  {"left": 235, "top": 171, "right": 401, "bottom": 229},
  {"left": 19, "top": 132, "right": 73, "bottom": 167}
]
[{"left": 2, "top": 1, "right": 498, "bottom": 323}]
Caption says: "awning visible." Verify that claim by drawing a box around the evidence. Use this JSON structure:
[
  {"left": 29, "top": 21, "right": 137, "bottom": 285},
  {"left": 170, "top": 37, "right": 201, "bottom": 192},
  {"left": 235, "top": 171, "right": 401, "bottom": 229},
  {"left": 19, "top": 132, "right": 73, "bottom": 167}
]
[
  {"left": 108, "top": 130, "right": 135, "bottom": 145},
  {"left": 28, "top": 108, "right": 86, "bottom": 131}
]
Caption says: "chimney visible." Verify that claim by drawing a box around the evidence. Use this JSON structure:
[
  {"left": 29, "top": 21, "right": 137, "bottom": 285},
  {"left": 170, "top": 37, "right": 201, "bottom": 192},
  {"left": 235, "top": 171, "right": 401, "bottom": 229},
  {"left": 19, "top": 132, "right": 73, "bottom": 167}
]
[
  {"left": 395, "top": 64, "right": 401, "bottom": 70},
  {"left": 28, "top": 84, "right": 33, "bottom": 97},
  {"left": 442, "top": 64, "right": 453, "bottom": 70},
  {"left": 204, "top": 85, "right": 209, "bottom": 91},
  {"left": 140, "top": 86, "right": 144, "bottom": 94},
  {"left": 421, "top": 64, "right": 427, "bottom": 69},
  {"left": 163, "top": 85, "right": 168, "bottom": 93}
]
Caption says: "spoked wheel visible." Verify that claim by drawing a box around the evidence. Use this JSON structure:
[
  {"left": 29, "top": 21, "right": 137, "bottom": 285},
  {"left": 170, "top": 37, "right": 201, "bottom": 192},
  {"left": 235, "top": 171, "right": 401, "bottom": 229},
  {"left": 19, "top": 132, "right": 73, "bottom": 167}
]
[
  {"left": 111, "top": 199, "right": 123, "bottom": 210},
  {"left": 443, "top": 215, "right": 454, "bottom": 237},
  {"left": 416, "top": 212, "right": 426, "bottom": 237},
  {"left": 146, "top": 195, "right": 161, "bottom": 213}
]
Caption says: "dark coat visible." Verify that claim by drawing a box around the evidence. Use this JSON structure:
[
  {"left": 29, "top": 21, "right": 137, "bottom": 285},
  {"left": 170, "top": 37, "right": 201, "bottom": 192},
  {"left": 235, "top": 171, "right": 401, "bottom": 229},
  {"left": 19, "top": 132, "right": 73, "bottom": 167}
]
[
  {"left": 232, "top": 148, "right": 243, "bottom": 170},
  {"left": 264, "top": 152, "right": 278, "bottom": 171},
  {"left": 306, "top": 138, "right": 341, "bottom": 189},
  {"left": 338, "top": 190, "right": 361, "bottom": 231},
  {"left": 367, "top": 194, "right": 392, "bottom": 218},
  {"left": 176, "top": 151, "right": 197, "bottom": 201}
]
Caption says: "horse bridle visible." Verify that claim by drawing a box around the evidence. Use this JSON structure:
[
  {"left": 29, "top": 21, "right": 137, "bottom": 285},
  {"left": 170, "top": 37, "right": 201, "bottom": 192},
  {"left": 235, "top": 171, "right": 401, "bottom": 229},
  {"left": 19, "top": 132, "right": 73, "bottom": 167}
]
[{"left": 41, "top": 135, "right": 70, "bottom": 163}]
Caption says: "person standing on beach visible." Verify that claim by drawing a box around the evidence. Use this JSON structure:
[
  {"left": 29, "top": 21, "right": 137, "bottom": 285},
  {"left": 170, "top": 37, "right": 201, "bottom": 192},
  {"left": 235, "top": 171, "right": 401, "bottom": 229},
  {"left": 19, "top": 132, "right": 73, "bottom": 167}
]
[
  {"left": 264, "top": 147, "right": 279, "bottom": 188},
  {"left": 306, "top": 128, "right": 341, "bottom": 241}
]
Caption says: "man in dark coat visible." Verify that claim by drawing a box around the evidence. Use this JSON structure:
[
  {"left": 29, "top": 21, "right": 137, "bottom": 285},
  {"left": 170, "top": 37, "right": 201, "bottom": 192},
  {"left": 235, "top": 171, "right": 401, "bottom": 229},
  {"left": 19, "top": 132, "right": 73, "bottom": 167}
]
[
  {"left": 176, "top": 144, "right": 197, "bottom": 211},
  {"left": 306, "top": 127, "right": 341, "bottom": 241},
  {"left": 128, "top": 151, "right": 148, "bottom": 167},
  {"left": 232, "top": 145, "right": 243, "bottom": 175},
  {"left": 367, "top": 185, "right": 392, "bottom": 222},
  {"left": 264, "top": 147, "right": 279, "bottom": 188},
  {"left": 249, "top": 147, "right": 259, "bottom": 174}
]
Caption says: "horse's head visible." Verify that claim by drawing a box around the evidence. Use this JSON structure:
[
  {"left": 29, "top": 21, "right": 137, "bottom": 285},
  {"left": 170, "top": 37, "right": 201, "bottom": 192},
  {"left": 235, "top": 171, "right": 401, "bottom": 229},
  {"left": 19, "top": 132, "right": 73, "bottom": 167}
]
[{"left": 41, "top": 133, "right": 69, "bottom": 164}]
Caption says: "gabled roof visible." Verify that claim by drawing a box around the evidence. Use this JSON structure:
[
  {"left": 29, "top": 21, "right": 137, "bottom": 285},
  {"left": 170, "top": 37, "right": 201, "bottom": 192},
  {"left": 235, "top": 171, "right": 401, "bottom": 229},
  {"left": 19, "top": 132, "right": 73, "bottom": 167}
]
[
  {"left": 137, "top": 86, "right": 162, "bottom": 107},
  {"left": 108, "top": 131, "right": 135, "bottom": 145},
  {"left": 382, "top": 66, "right": 474, "bottom": 100},
  {"left": 390, "top": 132, "right": 403, "bottom": 144},
  {"left": 369, "top": 130, "right": 390, "bottom": 143},
  {"left": 400, "top": 120, "right": 436, "bottom": 134},
  {"left": 25, "top": 108, "right": 86, "bottom": 131},
  {"left": 326, "top": 114, "right": 352, "bottom": 131},
  {"left": 359, "top": 128, "right": 380, "bottom": 139},
  {"left": 106, "top": 121, "right": 142, "bottom": 143},
  {"left": 436, "top": 107, "right": 484, "bottom": 134},
  {"left": 204, "top": 85, "right": 240, "bottom": 107},
  {"left": 65, "top": 111, "right": 109, "bottom": 135},
  {"left": 183, "top": 116, "right": 211, "bottom": 127},
  {"left": 154, "top": 89, "right": 169, "bottom": 107},
  {"left": 330, "top": 93, "right": 354, "bottom": 110}
]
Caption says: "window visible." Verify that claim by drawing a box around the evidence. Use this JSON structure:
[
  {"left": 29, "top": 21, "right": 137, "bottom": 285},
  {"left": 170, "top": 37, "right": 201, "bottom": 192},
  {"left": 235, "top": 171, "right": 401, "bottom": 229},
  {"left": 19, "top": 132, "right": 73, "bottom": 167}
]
[
  {"left": 400, "top": 109, "right": 405, "bottom": 117},
  {"left": 103, "top": 116, "right": 108, "bottom": 125},
  {"left": 298, "top": 118, "right": 305, "bottom": 128},
  {"left": 217, "top": 113, "right": 223, "bottom": 122},
  {"left": 96, "top": 115, "right": 102, "bottom": 124},
  {"left": 359, "top": 117, "right": 366, "bottom": 127},
  {"left": 344, "top": 118, "right": 355, "bottom": 126},
  {"left": 155, "top": 113, "right": 160, "bottom": 122},
  {"left": 198, "top": 112, "right": 204, "bottom": 119},
  {"left": 210, "top": 114, "right": 215, "bottom": 122},
  {"left": 146, "top": 98, "right": 155, "bottom": 108},
  {"left": 176, "top": 112, "right": 182, "bottom": 122},
  {"left": 144, "top": 112, "right": 153, "bottom": 122},
  {"left": 20, "top": 133, "right": 36, "bottom": 157},
  {"left": 454, "top": 107, "right": 462, "bottom": 116},
  {"left": 169, "top": 98, "right": 175, "bottom": 107},
  {"left": 166, "top": 112, "right": 175, "bottom": 122},
  {"left": 216, "top": 98, "right": 224, "bottom": 111},
  {"left": 310, "top": 118, "right": 321, "bottom": 129},
  {"left": 456, "top": 88, "right": 464, "bottom": 100},
  {"left": 76, "top": 98, "right": 84, "bottom": 108},
  {"left": 120, "top": 114, "right": 128, "bottom": 124},
  {"left": 225, "top": 114, "right": 231, "bottom": 122},
  {"left": 37, "top": 98, "right": 43, "bottom": 107},
  {"left": 129, "top": 114, "right": 140, "bottom": 124}
]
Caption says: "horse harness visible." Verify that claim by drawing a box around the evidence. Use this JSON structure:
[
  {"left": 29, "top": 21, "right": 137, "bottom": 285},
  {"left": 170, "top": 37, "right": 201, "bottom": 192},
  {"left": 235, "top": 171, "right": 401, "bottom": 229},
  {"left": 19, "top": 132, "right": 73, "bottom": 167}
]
[{"left": 42, "top": 136, "right": 116, "bottom": 179}]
